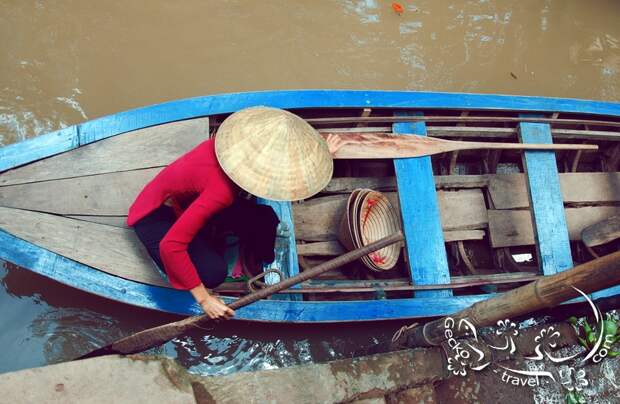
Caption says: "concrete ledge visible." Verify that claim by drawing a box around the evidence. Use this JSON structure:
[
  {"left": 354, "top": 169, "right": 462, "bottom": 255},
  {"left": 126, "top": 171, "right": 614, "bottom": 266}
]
[
  {"left": 1, "top": 321, "right": 618, "bottom": 404},
  {"left": 0, "top": 355, "right": 196, "bottom": 404},
  {"left": 0, "top": 349, "right": 445, "bottom": 404}
]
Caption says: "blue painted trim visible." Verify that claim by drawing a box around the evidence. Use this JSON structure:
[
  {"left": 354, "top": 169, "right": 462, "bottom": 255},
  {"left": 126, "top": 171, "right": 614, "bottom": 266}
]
[
  {"left": 0, "top": 229, "right": 493, "bottom": 322},
  {"left": 0, "top": 126, "right": 78, "bottom": 172},
  {"left": 393, "top": 112, "right": 452, "bottom": 298},
  {"left": 256, "top": 199, "right": 301, "bottom": 301},
  {"left": 519, "top": 116, "right": 573, "bottom": 275},
  {"left": 2, "top": 90, "right": 619, "bottom": 318},
  {"left": 592, "top": 285, "right": 620, "bottom": 301},
  {"left": 3, "top": 90, "right": 620, "bottom": 172}
]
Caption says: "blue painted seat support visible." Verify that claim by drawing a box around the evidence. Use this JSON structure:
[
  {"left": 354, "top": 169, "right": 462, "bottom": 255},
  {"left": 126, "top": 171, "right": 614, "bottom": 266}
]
[
  {"left": 393, "top": 112, "right": 452, "bottom": 298},
  {"left": 256, "top": 199, "right": 301, "bottom": 301},
  {"left": 518, "top": 116, "right": 573, "bottom": 275}
]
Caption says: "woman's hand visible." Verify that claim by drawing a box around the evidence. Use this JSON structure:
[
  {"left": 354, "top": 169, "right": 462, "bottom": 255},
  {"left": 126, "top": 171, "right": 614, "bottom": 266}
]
[
  {"left": 190, "top": 283, "right": 235, "bottom": 320},
  {"left": 324, "top": 133, "right": 347, "bottom": 155},
  {"left": 200, "top": 294, "right": 235, "bottom": 320}
]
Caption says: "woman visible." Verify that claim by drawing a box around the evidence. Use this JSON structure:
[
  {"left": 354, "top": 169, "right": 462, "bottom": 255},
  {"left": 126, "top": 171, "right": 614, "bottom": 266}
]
[{"left": 127, "top": 107, "right": 333, "bottom": 320}]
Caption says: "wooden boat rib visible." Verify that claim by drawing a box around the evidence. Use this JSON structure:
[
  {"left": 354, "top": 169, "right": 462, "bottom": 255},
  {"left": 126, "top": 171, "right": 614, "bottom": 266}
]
[{"left": 1, "top": 90, "right": 619, "bottom": 323}]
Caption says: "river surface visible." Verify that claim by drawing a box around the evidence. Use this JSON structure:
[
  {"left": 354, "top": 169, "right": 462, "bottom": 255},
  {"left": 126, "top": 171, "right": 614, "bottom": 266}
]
[{"left": 1, "top": 1, "right": 619, "bottom": 375}]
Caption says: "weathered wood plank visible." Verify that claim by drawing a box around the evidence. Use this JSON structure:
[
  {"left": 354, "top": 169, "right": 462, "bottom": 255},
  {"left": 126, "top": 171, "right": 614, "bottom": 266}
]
[
  {"left": 297, "top": 229, "right": 485, "bottom": 256},
  {"left": 322, "top": 175, "right": 488, "bottom": 194},
  {"left": 0, "top": 169, "right": 160, "bottom": 215},
  {"left": 0, "top": 207, "right": 167, "bottom": 287},
  {"left": 581, "top": 214, "right": 620, "bottom": 247},
  {"left": 393, "top": 112, "right": 452, "bottom": 297},
  {"left": 519, "top": 119, "right": 573, "bottom": 275},
  {"left": 0, "top": 118, "right": 208, "bottom": 186},
  {"left": 488, "top": 207, "right": 620, "bottom": 247},
  {"left": 66, "top": 216, "right": 129, "bottom": 228},
  {"left": 293, "top": 189, "right": 487, "bottom": 242},
  {"left": 488, "top": 172, "right": 620, "bottom": 209},
  {"left": 297, "top": 241, "right": 346, "bottom": 256}
]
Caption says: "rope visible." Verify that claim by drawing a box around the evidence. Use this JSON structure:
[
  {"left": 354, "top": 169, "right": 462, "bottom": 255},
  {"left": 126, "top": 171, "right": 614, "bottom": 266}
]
[
  {"left": 246, "top": 269, "right": 286, "bottom": 292},
  {"left": 391, "top": 322, "right": 418, "bottom": 344}
]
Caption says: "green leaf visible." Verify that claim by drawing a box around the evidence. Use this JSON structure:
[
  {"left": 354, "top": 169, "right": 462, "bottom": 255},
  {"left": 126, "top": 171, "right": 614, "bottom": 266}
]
[
  {"left": 583, "top": 320, "right": 592, "bottom": 335},
  {"left": 607, "top": 351, "right": 620, "bottom": 358},
  {"left": 587, "top": 329, "right": 596, "bottom": 345},
  {"left": 565, "top": 391, "right": 580, "bottom": 404},
  {"left": 568, "top": 316, "right": 579, "bottom": 326},
  {"left": 603, "top": 320, "right": 618, "bottom": 338},
  {"left": 578, "top": 336, "right": 589, "bottom": 348}
]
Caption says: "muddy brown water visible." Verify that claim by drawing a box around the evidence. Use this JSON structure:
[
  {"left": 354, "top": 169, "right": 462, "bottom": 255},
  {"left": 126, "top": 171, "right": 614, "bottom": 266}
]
[{"left": 1, "top": 1, "right": 619, "bottom": 375}]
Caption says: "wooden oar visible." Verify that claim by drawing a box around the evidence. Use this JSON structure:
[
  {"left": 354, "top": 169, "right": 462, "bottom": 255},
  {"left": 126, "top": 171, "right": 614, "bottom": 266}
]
[
  {"left": 77, "top": 231, "right": 405, "bottom": 360},
  {"left": 322, "top": 132, "right": 597, "bottom": 159}
]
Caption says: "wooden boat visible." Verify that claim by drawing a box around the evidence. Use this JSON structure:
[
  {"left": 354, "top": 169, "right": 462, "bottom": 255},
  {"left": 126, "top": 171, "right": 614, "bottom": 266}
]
[{"left": 1, "top": 90, "right": 619, "bottom": 323}]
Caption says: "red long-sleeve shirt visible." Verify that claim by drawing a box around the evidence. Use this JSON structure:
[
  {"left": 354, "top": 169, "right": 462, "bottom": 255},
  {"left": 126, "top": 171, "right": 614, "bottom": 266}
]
[{"left": 127, "top": 139, "right": 235, "bottom": 290}]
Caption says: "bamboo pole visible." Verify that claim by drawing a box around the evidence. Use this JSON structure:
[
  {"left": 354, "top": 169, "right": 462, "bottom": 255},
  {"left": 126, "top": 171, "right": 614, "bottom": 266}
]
[
  {"left": 392, "top": 251, "right": 620, "bottom": 348},
  {"left": 78, "top": 232, "right": 405, "bottom": 360}
]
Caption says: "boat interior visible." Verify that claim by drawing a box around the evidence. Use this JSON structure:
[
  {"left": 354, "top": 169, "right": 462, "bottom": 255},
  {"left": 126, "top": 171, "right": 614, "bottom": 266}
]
[{"left": 1, "top": 106, "right": 619, "bottom": 305}]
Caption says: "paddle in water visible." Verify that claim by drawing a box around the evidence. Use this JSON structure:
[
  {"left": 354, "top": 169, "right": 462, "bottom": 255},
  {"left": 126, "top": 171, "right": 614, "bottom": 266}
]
[
  {"left": 77, "top": 232, "right": 405, "bottom": 360},
  {"left": 322, "top": 132, "right": 597, "bottom": 159}
]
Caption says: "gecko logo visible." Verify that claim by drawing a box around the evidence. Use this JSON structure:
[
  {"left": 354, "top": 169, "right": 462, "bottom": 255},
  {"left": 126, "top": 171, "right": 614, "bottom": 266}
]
[{"left": 443, "top": 287, "right": 616, "bottom": 394}]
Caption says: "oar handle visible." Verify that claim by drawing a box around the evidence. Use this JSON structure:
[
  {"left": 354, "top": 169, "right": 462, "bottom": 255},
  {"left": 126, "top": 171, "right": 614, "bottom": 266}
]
[{"left": 468, "top": 142, "right": 598, "bottom": 151}]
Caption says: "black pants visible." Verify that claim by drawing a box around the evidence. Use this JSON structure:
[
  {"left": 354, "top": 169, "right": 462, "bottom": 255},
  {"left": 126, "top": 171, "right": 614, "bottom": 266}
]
[{"left": 133, "top": 205, "right": 227, "bottom": 288}]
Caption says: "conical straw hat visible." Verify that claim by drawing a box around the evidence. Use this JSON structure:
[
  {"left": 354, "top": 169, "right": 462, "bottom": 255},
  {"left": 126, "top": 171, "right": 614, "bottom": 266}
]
[
  {"left": 358, "top": 190, "right": 401, "bottom": 271},
  {"left": 215, "top": 107, "right": 333, "bottom": 201}
]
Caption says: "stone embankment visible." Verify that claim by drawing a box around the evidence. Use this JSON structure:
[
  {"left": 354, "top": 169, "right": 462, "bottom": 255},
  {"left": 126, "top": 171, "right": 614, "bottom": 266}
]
[{"left": 1, "top": 322, "right": 618, "bottom": 403}]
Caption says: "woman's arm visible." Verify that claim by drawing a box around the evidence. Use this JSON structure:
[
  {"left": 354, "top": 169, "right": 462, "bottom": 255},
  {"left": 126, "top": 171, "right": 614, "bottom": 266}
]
[{"left": 159, "top": 193, "right": 235, "bottom": 319}]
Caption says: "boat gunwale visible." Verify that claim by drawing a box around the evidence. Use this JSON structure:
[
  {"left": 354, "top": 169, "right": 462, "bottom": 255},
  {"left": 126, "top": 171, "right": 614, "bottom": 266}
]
[
  {"left": 3, "top": 228, "right": 617, "bottom": 321},
  {"left": 3, "top": 89, "right": 620, "bottom": 172},
  {"left": 1, "top": 89, "right": 620, "bottom": 321}
]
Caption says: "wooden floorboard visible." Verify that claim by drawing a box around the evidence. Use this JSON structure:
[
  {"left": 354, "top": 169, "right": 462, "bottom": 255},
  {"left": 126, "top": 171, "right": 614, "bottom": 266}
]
[
  {"left": 488, "top": 206, "right": 620, "bottom": 247},
  {"left": 488, "top": 172, "right": 620, "bottom": 209},
  {"left": 0, "top": 118, "right": 209, "bottom": 187},
  {"left": 293, "top": 189, "right": 487, "bottom": 242},
  {"left": 0, "top": 169, "right": 159, "bottom": 216},
  {"left": 0, "top": 207, "right": 167, "bottom": 287}
]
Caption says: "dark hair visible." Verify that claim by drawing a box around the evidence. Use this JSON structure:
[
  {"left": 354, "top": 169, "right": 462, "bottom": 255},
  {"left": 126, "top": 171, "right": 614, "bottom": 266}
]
[{"left": 207, "top": 198, "right": 280, "bottom": 273}]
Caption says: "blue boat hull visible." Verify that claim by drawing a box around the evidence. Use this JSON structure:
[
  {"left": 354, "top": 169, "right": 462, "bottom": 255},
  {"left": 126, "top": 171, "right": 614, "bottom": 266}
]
[{"left": 1, "top": 90, "right": 619, "bottom": 322}]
